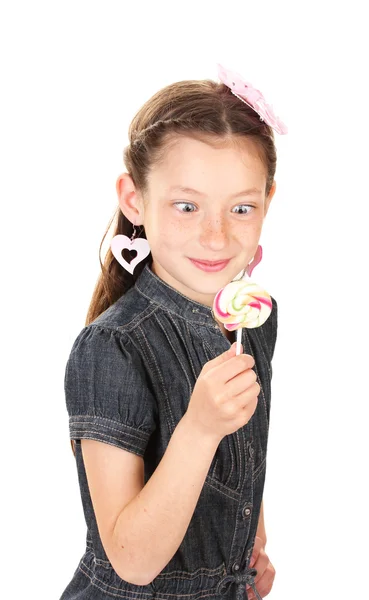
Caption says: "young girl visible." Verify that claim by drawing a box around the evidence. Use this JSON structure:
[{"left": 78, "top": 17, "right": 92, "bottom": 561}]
[{"left": 59, "top": 64, "right": 286, "bottom": 600}]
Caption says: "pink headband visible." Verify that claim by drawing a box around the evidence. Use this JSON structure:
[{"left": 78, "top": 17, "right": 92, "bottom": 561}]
[{"left": 217, "top": 63, "right": 288, "bottom": 135}]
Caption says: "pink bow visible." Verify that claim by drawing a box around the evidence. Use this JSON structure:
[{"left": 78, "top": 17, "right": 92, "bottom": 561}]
[{"left": 217, "top": 63, "right": 288, "bottom": 135}]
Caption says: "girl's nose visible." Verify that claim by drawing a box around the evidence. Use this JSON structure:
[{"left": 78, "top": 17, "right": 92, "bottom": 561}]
[{"left": 199, "top": 216, "right": 229, "bottom": 247}]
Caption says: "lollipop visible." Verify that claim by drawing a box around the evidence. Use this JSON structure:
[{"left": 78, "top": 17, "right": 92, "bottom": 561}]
[{"left": 212, "top": 269, "right": 272, "bottom": 355}]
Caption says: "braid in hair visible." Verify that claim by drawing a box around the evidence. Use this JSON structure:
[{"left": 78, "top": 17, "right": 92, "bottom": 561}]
[{"left": 130, "top": 117, "right": 195, "bottom": 149}]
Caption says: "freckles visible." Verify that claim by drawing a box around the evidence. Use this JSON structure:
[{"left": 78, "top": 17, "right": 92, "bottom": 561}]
[{"left": 171, "top": 220, "right": 191, "bottom": 235}]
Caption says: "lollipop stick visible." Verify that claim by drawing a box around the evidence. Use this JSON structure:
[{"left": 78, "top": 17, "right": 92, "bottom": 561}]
[{"left": 236, "top": 328, "right": 242, "bottom": 355}]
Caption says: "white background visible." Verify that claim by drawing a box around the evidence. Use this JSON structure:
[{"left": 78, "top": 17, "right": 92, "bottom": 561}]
[{"left": 1, "top": 1, "right": 368, "bottom": 598}]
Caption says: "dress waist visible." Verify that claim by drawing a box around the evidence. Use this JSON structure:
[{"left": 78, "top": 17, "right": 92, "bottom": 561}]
[{"left": 216, "top": 566, "right": 262, "bottom": 599}]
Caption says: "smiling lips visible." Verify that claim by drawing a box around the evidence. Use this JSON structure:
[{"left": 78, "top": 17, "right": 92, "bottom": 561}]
[
  {"left": 191, "top": 259, "right": 230, "bottom": 265},
  {"left": 189, "top": 258, "right": 230, "bottom": 272}
]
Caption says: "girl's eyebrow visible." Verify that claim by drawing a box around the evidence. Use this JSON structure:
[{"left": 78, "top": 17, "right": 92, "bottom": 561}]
[{"left": 167, "top": 185, "right": 262, "bottom": 198}]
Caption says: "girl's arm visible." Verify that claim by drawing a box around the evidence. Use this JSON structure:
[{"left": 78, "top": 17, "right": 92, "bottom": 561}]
[
  {"left": 110, "top": 433, "right": 268, "bottom": 585},
  {"left": 84, "top": 415, "right": 265, "bottom": 586}
]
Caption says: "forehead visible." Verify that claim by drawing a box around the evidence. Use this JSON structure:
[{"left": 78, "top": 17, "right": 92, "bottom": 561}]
[{"left": 148, "top": 134, "right": 266, "bottom": 191}]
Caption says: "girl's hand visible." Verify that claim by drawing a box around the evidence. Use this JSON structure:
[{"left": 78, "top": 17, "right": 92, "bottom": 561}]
[
  {"left": 246, "top": 536, "right": 276, "bottom": 598},
  {"left": 185, "top": 343, "right": 260, "bottom": 443}
]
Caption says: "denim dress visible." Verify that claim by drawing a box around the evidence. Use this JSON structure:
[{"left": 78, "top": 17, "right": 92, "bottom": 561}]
[{"left": 59, "top": 262, "right": 278, "bottom": 600}]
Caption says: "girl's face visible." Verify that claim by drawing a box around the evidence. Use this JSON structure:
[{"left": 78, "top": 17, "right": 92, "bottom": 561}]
[{"left": 120, "top": 135, "right": 276, "bottom": 308}]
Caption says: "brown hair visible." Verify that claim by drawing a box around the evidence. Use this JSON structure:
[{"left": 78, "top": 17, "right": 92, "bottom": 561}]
[{"left": 85, "top": 78, "right": 277, "bottom": 327}]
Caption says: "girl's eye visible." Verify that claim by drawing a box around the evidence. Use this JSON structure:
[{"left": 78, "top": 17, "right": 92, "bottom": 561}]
[
  {"left": 173, "top": 202, "right": 254, "bottom": 215},
  {"left": 232, "top": 205, "right": 254, "bottom": 215},
  {"left": 174, "top": 202, "right": 196, "bottom": 213}
]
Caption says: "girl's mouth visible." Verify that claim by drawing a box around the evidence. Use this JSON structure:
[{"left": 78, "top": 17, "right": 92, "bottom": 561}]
[{"left": 189, "top": 258, "right": 230, "bottom": 272}]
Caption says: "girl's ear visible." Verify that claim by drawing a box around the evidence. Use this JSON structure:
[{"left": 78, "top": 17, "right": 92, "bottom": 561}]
[
  {"left": 116, "top": 172, "right": 143, "bottom": 223},
  {"left": 264, "top": 180, "right": 277, "bottom": 217}
]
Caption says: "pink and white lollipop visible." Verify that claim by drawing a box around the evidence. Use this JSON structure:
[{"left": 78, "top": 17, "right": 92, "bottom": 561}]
[{"left": 212, "top": 279, "right": 272, "bottom": 355}]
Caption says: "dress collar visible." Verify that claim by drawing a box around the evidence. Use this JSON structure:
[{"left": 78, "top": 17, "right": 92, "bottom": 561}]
[{"left": 135, "top": 262, "right": 221, "bottom": 328}]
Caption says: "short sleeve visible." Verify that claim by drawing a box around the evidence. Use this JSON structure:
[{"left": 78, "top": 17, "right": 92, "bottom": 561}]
[{"left": 64, "top": 325, "right": 158, "bottom": 457}]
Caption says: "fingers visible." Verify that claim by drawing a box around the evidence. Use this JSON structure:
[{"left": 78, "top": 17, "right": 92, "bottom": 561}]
[
  {"left": 246, "top": 560, "right": 276, "bottom": 598},
  {"left": 246, "top": 539, "right": 276, "bottom": 599}
]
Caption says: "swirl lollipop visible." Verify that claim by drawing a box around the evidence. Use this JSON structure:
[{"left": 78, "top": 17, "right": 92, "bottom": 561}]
[{"left": 212, "top": 249, "right": 273, "bottom": 355}]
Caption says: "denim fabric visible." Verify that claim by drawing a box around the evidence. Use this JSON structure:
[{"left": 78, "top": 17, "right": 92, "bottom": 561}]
[{"left": 59, "top": 262, "right": 278, "bottom": 600}]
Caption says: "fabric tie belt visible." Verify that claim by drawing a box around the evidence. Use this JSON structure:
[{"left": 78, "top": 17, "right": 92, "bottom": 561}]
[{"left": 216, "top": 566, "right": 262, "bottom": 599}]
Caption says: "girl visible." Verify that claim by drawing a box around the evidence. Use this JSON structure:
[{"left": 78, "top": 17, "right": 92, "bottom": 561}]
[{"left": 59, "top": 64, "right": 286, "bottom": 600}]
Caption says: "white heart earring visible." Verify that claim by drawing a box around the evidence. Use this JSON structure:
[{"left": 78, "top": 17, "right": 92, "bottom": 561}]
[{"left": 110, "top": 224, "right": 151, "bottom": 275}]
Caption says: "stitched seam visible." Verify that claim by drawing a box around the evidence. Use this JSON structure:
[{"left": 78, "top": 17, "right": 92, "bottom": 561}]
[
  {"left": 94, "top": 556, "right": 111, "bottom": 567},
  {"left": 79, "top": 560, "right": 152, "bottom": 598},
  {"left": 239, "top": 333, "right": 266, "bottom": 462},
  {"left": 136, "top": 275, "right": 215, "bottom": 313},
  {"left": 98, "top": 304, "right": 160, "bottom": 333},
  {"left": 150, "top": 591, "right": 220, "bottom": 599},
  {"left": 154, "top": 563, "right": 225, "bottom": 578},
  {"left": 90, "top": 548, "right": 226, "bottom": 577},
  {"left": 69, "top": 417, "right": 151, "bottom": 440},
  {"left": 180, "top": 321, "right": 218, "bottom": 360},
  {"left": 223, "top": 435, "right": 235, "bottom": 488},
  {"left": 70, "top": 435, "right": 144, "bottom": 457},
  {"left": 228, "top": 425, "right": 252, "bottom": 571},
  {"left": 258, "top": 326, "right": 272, "bottom": 375},
  {"left": 151, "top": 591, "right": 220, "bottom": 599},
  {"left": 188, "top": 318, "right": 228, "bottom": 359},
  {"left": 137, "top": 323, "right": 175, "bottom": 431},
  {"left": 136, "top": 289, "right": 213, "bottom": 329},
  {"left": 154, "top": 312, "right": 192, "bottom": 398},
  {"left": 248, "top": 325, "right": 271, "bottom": 377},
  {"left": 252, "top": 363, "right": 268, "bottom": 436},
  {"left": 185, "top": 321, "right": 218, "bottom": 360},
  {"left": 183, "top": 321, "right": 199, "bottom": 378},
  {"left": 121, "top": 303, "right": 161, "bottom": 332},
  {"left": 235, "top": 430, "right": 242, "bottom": 491},
  {"left": 80, "top": 557, "right": 226, "bottom": 599},
  {"left": 244, "top": 330, "right": 269, "bottom": 431},
  {"left": 252, "top": 457, "right": 266, "bottom": 483},
  {"left": 204, "top": 477, "right": 240, "bottom": 501}
]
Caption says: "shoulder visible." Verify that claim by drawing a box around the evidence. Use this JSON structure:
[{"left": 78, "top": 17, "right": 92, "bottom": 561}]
[
  {"left": 65, "top": 286, "right": 162, "bottom": 390},
  {"left": 66, "top": 322, "right": 147, "bottom": 383},
  {"left": 65, "top": 317, "right": 159, "bottom": 448},
  {"left": 88, "top": 285, "right": 158, "bottom": 333}
]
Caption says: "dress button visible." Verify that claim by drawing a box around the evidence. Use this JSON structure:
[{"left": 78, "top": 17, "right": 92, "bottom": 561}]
[
  {"left": 243, "top": 503, "right": 252, "bottom": 518},
  {"left": 232, "top": 561, "right": 240, "bottom": 572}
]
